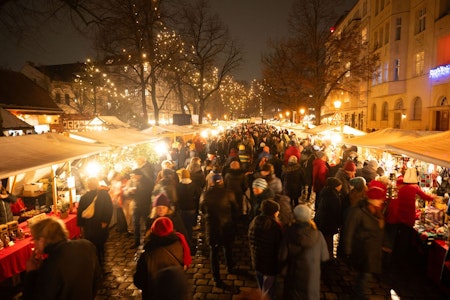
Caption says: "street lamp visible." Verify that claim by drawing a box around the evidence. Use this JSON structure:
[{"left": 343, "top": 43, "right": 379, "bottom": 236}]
[
  {"left": 299, "top": 108, "right": 305, "bottom": 127},
  {"left": 286, "top": 111, "right": 290, "bottom": 122},
  {"left": 333, "top": 100, "right": 344, "bottom": 133}
]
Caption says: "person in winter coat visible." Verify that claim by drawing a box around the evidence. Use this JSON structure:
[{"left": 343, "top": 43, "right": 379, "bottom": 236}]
[
  {"left": 279, "top": 204, "right": 329, "bottom": 300},
  {"left": 355, "top": 160, "right": 379, "bottom": 184},
  {"left": 334, "top": 160, "right": 357, "bottom": 209},
  {"left": 77, "top": 177, "right": 113, "bottom": 267},
  {"left": 312, "top": 151, "right": 328, "bottom": 209},
  {"left": 259, "top": 163, "right": 282, "bottom": 195},
  {"left": 134, "top": 217, "right": 192, "bottom": 300},
  {"left": 283, "top": 140, "right": 301, "bottom": 166},
  {"left": 281, "top": 155, "right": 304, "bottom": 207},
  {"left": 224, "top": 160, "right": 248, "bottom": 216},
  {"left": 23, "top": 217, "right": 102, "bottom": 300},
  {"left": 200, "top": 174, "right": 240, "bottom": 287},
  {"left": 176, "top": 169, "right": 202, "bottom": 252},
  {"left": 248, "top": 200, "right": 283, "bottom": 299},
  {"left": 314, "top": 177, "right": 343, "bottom": 259},
  {"left": 348, "top": 177, "right": 367, "bottom": 208},
  {"left": 251, "top": 178, "right": 275, "bottom": 217},
  {"left": 0, "top": 185, "right": 17, "bottom": 225},
  {"left": 342, "top": 180, "right": 387, "bottom": 300},
  {"left": 186, "top": 157, "right": 207, "bottom": 191}
]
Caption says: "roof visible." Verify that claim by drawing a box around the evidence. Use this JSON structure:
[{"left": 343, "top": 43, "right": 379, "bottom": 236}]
[
  {"left": 0, "top": 107, "right": 34, "bottom": 130},
  {"left": 88, "top": 116, "right": 130, "bottom": 128},
  {"left": 386, "top": 130, "right": 450, "bottom": 168},
  {"left": 69, "top": 128, "right": 159, "bottom": 147},
  {"left": 0, "top": 69, "right": 62, "bottom": 113},
  {"left": 0, "top": 133, "right": 110, "bottom": 179},
  {"left": 34, "top": 63, "right": 86, "bottom": 82},
  {"left": 342, "top": 128, "right": 440, "bottom": 149},
  {"left": 304, "top": 124, "right": 366, "bottom": 136}
]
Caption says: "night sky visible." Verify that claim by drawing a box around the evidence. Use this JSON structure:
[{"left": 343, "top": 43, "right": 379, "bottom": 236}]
[{"left": 0, "top": 0, "right": 355, "bottom": 82}]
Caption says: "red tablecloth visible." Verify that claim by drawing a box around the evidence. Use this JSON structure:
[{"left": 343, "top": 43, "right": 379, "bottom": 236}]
[{"left": 0, "top": 212, "right": 80, "bottom": 281}]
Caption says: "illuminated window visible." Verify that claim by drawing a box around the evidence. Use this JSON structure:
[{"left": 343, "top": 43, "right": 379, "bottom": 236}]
[
  {"left": 412, "top": 97, "right": 422, "bottom": 120},
  {"left": 381, "top": 102, "right": 388, "bottom": 120},
  {"left": 415, "top": 52, "right": 424, "bottom": 76}
]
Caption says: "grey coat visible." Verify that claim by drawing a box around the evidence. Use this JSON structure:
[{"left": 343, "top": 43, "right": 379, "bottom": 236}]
[{"left": 279, "top": 222, "right": 329, "bottom": 300}]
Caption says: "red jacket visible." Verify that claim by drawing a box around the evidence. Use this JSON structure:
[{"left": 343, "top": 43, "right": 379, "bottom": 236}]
[
  {"left": 312, "top": 158, "right": 328, "bottom": 195},
  {"left": 393, "top": 184, "right": 434, "bottom": 227},
  {"left": 283, "top": 146, "right": 301, "bottom": 165}
]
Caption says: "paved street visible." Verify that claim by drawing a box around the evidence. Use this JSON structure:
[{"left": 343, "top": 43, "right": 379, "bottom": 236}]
[
  {"left": 95, "top": 216, "right": 449, "bottom": 300},
  {"left": 0, "top": 215, "right": 448, "bottom": 299}
]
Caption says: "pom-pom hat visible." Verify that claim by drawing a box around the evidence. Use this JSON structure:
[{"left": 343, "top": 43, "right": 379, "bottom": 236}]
[{"left": 151, "top": 217, "right": 174, "bottom": 236}]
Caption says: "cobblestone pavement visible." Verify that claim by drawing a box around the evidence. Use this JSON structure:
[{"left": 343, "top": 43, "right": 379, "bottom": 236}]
[
  {"left": 1, "top": 216, "right": 448, "bottom": 299},
  {"left": 95, "top": 215, "right": 449, "bottom": 300}
]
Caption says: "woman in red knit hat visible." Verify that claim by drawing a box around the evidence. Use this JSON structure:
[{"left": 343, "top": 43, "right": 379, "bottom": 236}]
[{"left": 134, "top": 217, "right": 192, "bottom": 299}]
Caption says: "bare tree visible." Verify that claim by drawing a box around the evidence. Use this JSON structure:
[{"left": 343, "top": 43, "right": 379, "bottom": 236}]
[
  {"left": 176, "top": 0, "right": 243, "bottom": 124},
  {"left": 262, "top": 0, "right": 378, "bottom": 125}
]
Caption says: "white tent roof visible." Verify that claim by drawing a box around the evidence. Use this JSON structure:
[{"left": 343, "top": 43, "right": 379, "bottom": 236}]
[
  {"left": 304, "top": 124, "right": 366, "bottom": 136},
  {"left": 0, "top": 133, "right": 110, "bottom": 179},
  {"left": 386, "top": 130, "right": 450, "bottom": 168},
  {"left": 342, "top": 128, "right": 440, "bottom": 149},
  {"left": 70, "top": 128, "right": 159, "bottom": 147},
  {"left": 88, "top": 116, "right": 130, "bottom": 128}
]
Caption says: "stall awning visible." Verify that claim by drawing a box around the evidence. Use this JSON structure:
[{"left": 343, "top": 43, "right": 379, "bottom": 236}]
[
  {"left": 342, "top": 128, "right": 440, "bottom": 149},
  {"left": 303, "top": 124, "right": 366, "bottom": 136},
  {"left": 0, "top": 133, "right": 111, "bottom": 179},
  {"left": 69, "top": 128, "right": 159, "bottom": 147},
  {"left": 386, "top": 130, "right": 450, "bottom": 168}
]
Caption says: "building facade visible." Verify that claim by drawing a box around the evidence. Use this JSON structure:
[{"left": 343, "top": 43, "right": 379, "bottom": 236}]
[{"left": 328, "top": 0, "right": 450, "bottom": 131}]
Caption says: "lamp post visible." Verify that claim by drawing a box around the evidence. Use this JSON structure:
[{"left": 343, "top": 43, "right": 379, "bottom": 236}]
[{"left": 299, "top": 108, "right": 305, "bottom": 127}]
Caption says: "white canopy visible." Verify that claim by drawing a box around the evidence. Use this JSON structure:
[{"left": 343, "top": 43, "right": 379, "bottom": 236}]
[
  {"left": 70, "top": 128, "right": 159, "bottom": 147},
  {"left": 304, "top": 124, "right": 366, "bottom": 136},
  {"left": 342, "top": 128, "right": 440, "bottom": 149},
  {"left": 0, "top": 133, "right": 110, "bottom": 179},
  {"left": 386, "top": 130, "right": 450, "bottom": 168}
]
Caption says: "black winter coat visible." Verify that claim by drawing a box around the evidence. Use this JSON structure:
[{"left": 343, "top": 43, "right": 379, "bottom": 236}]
[
  {"left": 314, "top": 186, "right": 343, "bottom": 235},
  {"left": 248, "top": 215, "right": 283, "bottom": 275},
  {"left": 200, "top": 186, "right": 239, "bottom": 246},
  {"left": 23, "top": 239, "right": 102, "bottom": 300}
]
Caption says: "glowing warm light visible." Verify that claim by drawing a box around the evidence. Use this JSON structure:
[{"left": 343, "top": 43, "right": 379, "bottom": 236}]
[
  {"left": 154, "top": 142, "right": 169, "bottom": 157},
  {"left": 86, "top": 161, "right": 101, "bottom": 177},
  {"left": 334, "top": 100, "right": 342, "bottom": 109},
  {"left": 300, "top": 108, "right": 305, "bottom": 115},
  {"left": 401, "top": 113, "right": 406, "bottom": 119},
  {"left": 201, "top": 130, "right": 209, "bottom": 138}
]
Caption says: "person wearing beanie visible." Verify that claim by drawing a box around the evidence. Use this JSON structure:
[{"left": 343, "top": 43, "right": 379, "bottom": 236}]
[
  {"left": 349, "top": 177, "right": 367, "bottom": 207},
  {"left": 282, "top": 155, "right": 305, "bottom": 207},
  {"left": 334, "top": 160, "right": 357, "bottom": 213},
  {"left": 259, "top": 163, "right": 283, "bottom": 195},
  {"left": 314, "top": 177, "right": 343, "bottom": 259},
  {"left": 200, "top": 173, "right": 240, "bottom": 287},
  {"left": 283, "top": 140, "right": 301, "bottom": 166},
  {"left": 251, "top": 178, "right": 275, "bottom": 217},
  {"left": 224, "top": 160, "right": 248, "bottom": 217},
  {"left": 176, "top": 169, "right": 203, "bottom": 254},
  {"left": 279, "top": 204, "right": 329, "bottom": 299},
  {"left": 248, "top": 200, "right": 283, "bottom": 299},
  {"left": 356, "top": 160, "right": 379, "bottom": 184},
  {"left": 145, "top": 193, "right": 189, "bottom": 250},
  {"left": 134, "top": 217, "right": 192, "bottom": 299},
  {"left": 342, "top": 179, "right": 387, "bottom": 299}
]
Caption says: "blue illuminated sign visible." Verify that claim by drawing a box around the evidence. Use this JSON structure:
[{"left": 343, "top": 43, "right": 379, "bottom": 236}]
[{"left": 429, "top": 64, "right": 450, "bottom": 79}]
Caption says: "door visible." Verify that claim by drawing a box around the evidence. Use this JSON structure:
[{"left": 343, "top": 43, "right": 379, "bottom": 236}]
[
  {"left": 393, "top": 112, "right": 401, "bottom": 128},
  {"left": 436, "top": 110, "right": 449, "bottom": 131}
]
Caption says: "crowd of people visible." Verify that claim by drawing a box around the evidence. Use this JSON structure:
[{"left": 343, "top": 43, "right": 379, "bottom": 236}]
[{"left": 20, "top": 122, "right": 441, "bottom": 300}]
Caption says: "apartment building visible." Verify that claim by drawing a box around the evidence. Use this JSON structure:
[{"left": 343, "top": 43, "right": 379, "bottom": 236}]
[{"left": 329, "top": 0, "right": 450, "bottom": 131}]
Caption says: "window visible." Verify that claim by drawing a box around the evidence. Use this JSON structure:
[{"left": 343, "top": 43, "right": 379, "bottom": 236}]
[
  {"left": 416, "top": 7, "right": 426, "bottom": 34},
  {"left": 381, "top": 0, "right": 385, "bottom": 11},
  {"left": 371, "top": 104, "right": 377, "bottom": 121},
  {"left": 375, "top": 0, "right": 380, "bottom": 15},
  {"left": 394, "top": 59, "right": 400, "bottom": 81},
  {"left": 55, "top": 93, "right": 61, "bottom": 103},
  {"left": 414, "top": 51, "right": 424, "bottom": 76},
  {"left": 384, "top": 63, "right": 389, "bottom": 82},
  {"left": 361, "top": 27, "right": 367, "bottom": 44},
  {"left": 412, "top": 97, "right": 422, "bottom": 120},
  {"left": 374, "top": 32, "right": 379, "bottom": 49},
  {"left": 395, "top": 18, "right": 402, "bottom": 40},
  {"left": 382, "top": 102, "right": 389, "bottom": 120},
  {"left": 64, "top": 94, "right": 70, "bottom": 105},
  {"left": 384, "top": 22, "right": 390, "bottom": 44},
  {"left": 363, "top": 0, "right": 368, "bottom": 16},
  {"left": 373, "top": 65, "right": 382, "bottom": 85},
  {"left": 380, "top": 27, "right": 384, "bottom": 47}
]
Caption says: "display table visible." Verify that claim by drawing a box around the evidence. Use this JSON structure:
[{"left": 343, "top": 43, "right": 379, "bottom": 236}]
[{"left": 0, "top": 212, "right": 80, "bottom": 282}]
